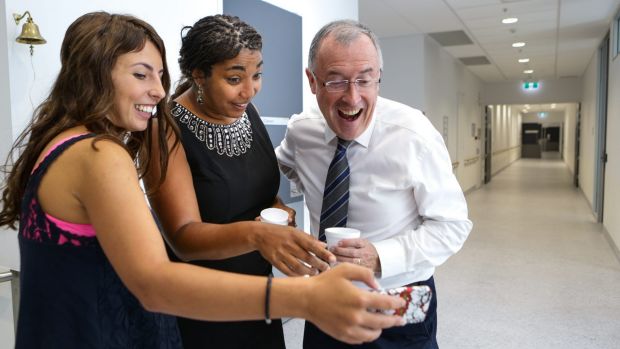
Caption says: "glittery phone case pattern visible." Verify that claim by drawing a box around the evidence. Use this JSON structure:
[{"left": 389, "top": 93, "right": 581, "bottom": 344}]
[{"left": 375, "top": 285, "right": 432, "bottom": 324}]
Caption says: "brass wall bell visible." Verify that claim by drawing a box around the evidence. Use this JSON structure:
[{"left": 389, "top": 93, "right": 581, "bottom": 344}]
[{"left": 13, "top": 11, "right": 46, "bottom": 55}]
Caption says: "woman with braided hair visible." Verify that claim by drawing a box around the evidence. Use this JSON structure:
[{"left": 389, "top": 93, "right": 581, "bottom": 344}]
[{"left": 145, "top": 14, "right": 336, "bottom": 348}]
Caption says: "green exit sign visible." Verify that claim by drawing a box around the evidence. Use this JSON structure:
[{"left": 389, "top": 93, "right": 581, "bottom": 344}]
[{"left": 523, "top": 81, "right": 539, "bottom": 90}]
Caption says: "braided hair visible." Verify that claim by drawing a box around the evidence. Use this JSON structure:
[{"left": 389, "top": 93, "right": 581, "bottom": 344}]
[{"left": 172, "top": 14, "right": 262, "bottom": 99}]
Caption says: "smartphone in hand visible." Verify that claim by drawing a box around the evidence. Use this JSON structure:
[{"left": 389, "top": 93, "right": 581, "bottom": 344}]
[{"left": 373, "top": 285, "right": 432, "bottom": 324}]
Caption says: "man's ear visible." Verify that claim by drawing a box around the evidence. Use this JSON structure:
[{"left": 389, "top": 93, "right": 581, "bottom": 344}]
[{"left": 305, "top": 68, "right": 317, "bottom": 95}]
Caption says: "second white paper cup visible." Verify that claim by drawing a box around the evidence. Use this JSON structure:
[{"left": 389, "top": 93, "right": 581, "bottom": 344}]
[
  {"left": 324, "top": 227, "right": 361, "bottom": 248},
  {"left": 260, "top": 208, "right": 289, "bottom": 225}
]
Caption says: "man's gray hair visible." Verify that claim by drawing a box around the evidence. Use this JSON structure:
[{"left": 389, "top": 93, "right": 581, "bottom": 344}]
[{"left": 308, "top": 19, "right": 383, "bottom": 72}]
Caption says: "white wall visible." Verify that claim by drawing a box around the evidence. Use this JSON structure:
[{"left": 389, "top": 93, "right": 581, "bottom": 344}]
[
  {"left": 379, "top": 34, "right": 484, "bottom": 193},
  {"left": 0, "top": 2, "right": 12, "bottom": 160},
  {"left": 380, "top": 34, "right": 425, "bottom": 111},
  {"left": 422, "top": 37, "right": 484, "bottom": 193},
  {"left": 563, "top": 103, "right": 579, "bottom": 176},
  {"left": 0, "top": 0, "right": 19, "bottom": 272},
  {"left": 424, "top": 36, "right": 462, "bottom": 161},
  {"left": 455, "top": 68, "right": 485, "bottom": 192},
  {"left": 488, "top": 105, "right": 521, "bottom": 175},
  {"left": 603, "top": 30, "right": 620, "bottom": 251},
  {"left": 481, "top": 77, "right": 582, "bottom": 105}
]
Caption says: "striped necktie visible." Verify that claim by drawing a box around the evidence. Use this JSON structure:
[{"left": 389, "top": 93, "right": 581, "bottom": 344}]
[{"left": 319, "top": 138, "right": 352, "bottom": 241}]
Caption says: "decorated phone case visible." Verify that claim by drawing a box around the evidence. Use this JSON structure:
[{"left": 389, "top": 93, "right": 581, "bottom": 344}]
[{"left": 373, "top": 285, "right": 432, "bottom": 324}]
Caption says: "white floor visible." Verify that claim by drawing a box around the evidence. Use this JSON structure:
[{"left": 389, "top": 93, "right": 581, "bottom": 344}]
[
  {"left": 1, "top": 156, "right": 619, "bottom": 349},
  {"left": 433, "top": 156, "right": 620, "bottom": 349}
]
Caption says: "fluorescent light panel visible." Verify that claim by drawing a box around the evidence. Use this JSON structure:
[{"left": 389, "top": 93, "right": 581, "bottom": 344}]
[{"left": 502, "top": 17, "right": 518, "bottom": 24}]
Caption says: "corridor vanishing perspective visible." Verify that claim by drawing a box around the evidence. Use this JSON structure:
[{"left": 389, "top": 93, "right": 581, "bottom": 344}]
[{"left": 435, "top": 157, "right": 620, "bottom": 348}]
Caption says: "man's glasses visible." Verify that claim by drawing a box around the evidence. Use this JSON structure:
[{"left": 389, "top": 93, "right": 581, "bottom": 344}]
[{"left": 312, "top": 72, "right": 381, "bottom": 93}]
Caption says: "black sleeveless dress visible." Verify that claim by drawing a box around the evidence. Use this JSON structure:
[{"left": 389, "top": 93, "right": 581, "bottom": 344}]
[
  {"left": 16, "top": 134, "right": 182, "bottom": 349},
  {"left": 171, "top": 102, "right": 285, "bottom": 349}
]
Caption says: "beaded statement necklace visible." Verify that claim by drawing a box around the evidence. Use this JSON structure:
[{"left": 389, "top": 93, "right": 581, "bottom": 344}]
[{"left": 172, "top": 103, "right": 253, "bottom": 157}]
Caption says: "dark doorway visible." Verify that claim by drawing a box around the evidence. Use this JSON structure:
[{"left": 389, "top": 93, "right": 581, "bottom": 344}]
[
  {"left": 522, "top": 123, "right": 542, "bottom": 158},
  {"left": 484, "top": 106, "right": 492, "bottom": 183},
  {"left": 541, "top": 126, "right": 560, "bottom": 151},
  {"left": 574, "top": 104, "right": 581, "bottom": 187}
]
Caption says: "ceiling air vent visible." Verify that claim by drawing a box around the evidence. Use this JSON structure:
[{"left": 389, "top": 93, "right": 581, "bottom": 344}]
[
  {"left": 459, "top": 56, "right": 491, "bottom": 65},
  {"left": 428, "top": 30, "right": 473, "bottom": 46}
]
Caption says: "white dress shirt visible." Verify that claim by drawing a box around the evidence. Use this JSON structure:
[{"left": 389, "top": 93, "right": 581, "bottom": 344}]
[{"left": 276, "top": 96, "right": 472, "bottom": 289}]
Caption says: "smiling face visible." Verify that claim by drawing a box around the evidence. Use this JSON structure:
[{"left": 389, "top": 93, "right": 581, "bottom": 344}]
[
  {"left": 198, "top": 48, "right": 263, "bottom": 123},
  {"left": 109, "top": 40, "right": 165, "bottom": 132},
  {"left": 307, "top": 34, "right": 380, "bottom": 141}
]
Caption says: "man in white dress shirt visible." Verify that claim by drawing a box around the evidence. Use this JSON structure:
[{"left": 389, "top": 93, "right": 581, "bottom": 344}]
[{"left": 275, "top": 20, "right": 472, "bottom": 349}]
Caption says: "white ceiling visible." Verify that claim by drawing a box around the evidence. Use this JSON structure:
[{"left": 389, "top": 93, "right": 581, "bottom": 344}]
[{"left": 359, "top": 0, "right": 620, "bottom": 84}]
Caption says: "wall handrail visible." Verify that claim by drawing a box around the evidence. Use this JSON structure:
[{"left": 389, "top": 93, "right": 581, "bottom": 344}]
[
  {"left": 492, "top": 145, "right": 521, "bottom": 156},
  {"left": 0, "top": 271, "right": 13, "bottom": 283},
  {"left": 464, "top": 156, "right": 480, "bottom": 166}
]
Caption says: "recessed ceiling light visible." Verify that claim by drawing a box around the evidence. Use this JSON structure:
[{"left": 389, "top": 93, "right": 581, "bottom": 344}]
[
  {"left": 524, "top": 69, "right": 534, "bottom": 74},
  {"left": 512, "top": 42, "right": 526, "bottom": 48},
  {"left": 502, "top": 17, "right": 518, "bottom": 24},
  {"left": 551, "top": 103, "right": 557, "bottom": 108},
  {"left": 518, "top": 58, "right": 530, "bottom": 63}
]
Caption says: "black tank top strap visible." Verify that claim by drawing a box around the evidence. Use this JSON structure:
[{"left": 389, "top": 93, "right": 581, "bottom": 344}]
[{"left": 30, "top": 133, "right": 96, "bottom": 182}]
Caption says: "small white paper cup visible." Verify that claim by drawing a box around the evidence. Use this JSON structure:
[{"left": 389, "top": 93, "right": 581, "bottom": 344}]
[
  {"left": 260, "top": 208, "right": 289, "bottom": 225},
  {"left": 324, "top": 227, "right": 361, "bottom": 248}
]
